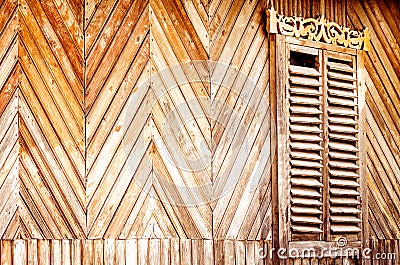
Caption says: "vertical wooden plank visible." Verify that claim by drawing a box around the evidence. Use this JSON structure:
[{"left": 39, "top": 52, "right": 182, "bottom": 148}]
[
  {"left": 125, "top": 239, "right": 138, "bottom": 265},
  {"left": 104, "top": 239, "right": 116, "bottom": 265},
  {"left": 246, "top": 241, "right": 256, "bottom": 265},
  {"left": 160, "top": 239, "right": 170, "bottom": 265},
  {"left": 71, "top": 240, "right": 82, "bottom": 265},
  {"left": 170, "top": 238, "right": 180, "bottom": 265},
  {"left": 62, "top": 240, "right": 71, "bottom": 265},
  {"left": 204, "top": 240, "right": 214, "bottom": 265},
  {"left": 51, "top": 240, "right": 62, "bottom": 265},
  {"left": 180, "top": 239, "right": 191, "bottom": 265},
  {"left": 38, "top": 240, "right": 50, "bottom": 265},
  {"left": 27, "top": 240, "right": 39, "bottom": 265},
  {"left": 116, "top": 240, "right": 126, "bottom": 265},
  {"left": 191, "top": 239, "right": 203, "bottom": 265},
  {"left": 149, "top": 239, "right": 160, "bottom": 265},
  {"left": 254, "top": 241, "right": 264, "bottom": 265},
  {"left": 275, "top": 32, "right": 289, "bottom": 262},
  {"left": 94, "top": 240, "right": 104, "bottom": 265},
  {"left": 235, "top": 240, "right": 246, "bottom": 265},
  {"left": 214, "top": 240, "right": 224, "bottom": 265},
  {"left": 83, "top": 240, "right": 94, "bottom": 265},
  {"left": 13, "top": 240, "right": 27, "bottom": 265},
  {"left": 357, "top": 49, "right": 369, "bottom": 255},
  {"left": 270, "top": 31, "right": 280, "bottom": 265},
  {"left": 224, "top": 240, "right": 235, "bottom": 265},
  {"left": 137, "top": 239, "right": 148, "bottom": 265}
]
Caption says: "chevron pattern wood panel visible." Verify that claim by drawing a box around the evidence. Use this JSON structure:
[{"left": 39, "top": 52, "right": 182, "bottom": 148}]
[
  {"left": 0, "top": 0, "right": 399, "bottom": 263},
  {"left": 210, "top": 0, "right": 272, "bottom": 240},
  {"left": 0, "top": 0, "right": 19, "bottom": 239},
  {"left": 84, "top": 0, "right": 151, "bottom": 239},
  {"left": 18, "top": 0, "right": 85, "bottom": 238},
  {"left": 148, "top": 0, "right": 211, "bottom": 239},
  {"left": 347, "top": 0, "right": 400, "bottom": 240}
]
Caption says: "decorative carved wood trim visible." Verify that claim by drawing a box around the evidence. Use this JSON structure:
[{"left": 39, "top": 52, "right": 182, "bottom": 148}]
[{"left": 266, "top": 7, "right": 371, "bottom": 51}]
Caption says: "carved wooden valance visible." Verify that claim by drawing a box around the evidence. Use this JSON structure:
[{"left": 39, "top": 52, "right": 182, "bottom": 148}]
[{"left": 266, "top": 7, "right": 370, "bottom": 51}]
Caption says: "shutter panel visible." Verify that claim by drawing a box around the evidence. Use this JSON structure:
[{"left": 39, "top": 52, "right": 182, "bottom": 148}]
[
  {"left": 288, "top": 46, "right": 324, "bottom": 240},
  {"left": 326, "top": 53, "right": 362, "bottom": 237}
]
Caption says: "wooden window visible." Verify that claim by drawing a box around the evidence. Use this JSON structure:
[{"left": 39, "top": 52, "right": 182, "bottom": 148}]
[{"left": 270, "top": 35, "right": 367, "bottom": 256}]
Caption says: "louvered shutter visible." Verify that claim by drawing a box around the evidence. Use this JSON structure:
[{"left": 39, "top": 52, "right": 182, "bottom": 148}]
[
  {"left": 287, "top": 45, "right": 324, "bottom": 241},
  {"left": 275, "top": 38, "right": 365, "bottom": 248},
  {"left": 326, "top": 52, "right": 362, "bottom": 240}
]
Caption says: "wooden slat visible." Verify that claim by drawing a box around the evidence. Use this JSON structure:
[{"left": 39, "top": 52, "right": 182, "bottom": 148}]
[
  {"left": 17, "top": 0, "right": 85, "bottom": 238},
  {"left": 0, "top": 0, "right": 19, "bottom": 240},
  {"left": 211, "top": 0, "right": 271, "bottom": 240}
]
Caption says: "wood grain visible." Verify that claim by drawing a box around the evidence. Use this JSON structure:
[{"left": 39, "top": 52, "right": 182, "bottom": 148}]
[
  {"left": 0, "top": 0, "right": 19, "bottom": 240},
  {"left": 18, "top": 0, "right": 85, "bottom": 238}
]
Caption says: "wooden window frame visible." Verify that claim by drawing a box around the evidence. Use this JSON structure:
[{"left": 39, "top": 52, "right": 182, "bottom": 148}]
[{"left": 270, "top": 35, "right": 368, "bottom": 259}]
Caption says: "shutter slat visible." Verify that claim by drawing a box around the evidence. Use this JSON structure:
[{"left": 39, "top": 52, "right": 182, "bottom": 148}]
[
  {"left": 291, "top": 151, "right": 322, "bottom": 160},
  {"left": 291, "top": 169, "right": 322, "bottom": 177},
  {"left": 290, "top": 117, "right": 322, "bottom": 124},
  {"left": 330, "top": 179, "right": 360, "bottom": 187},
  {"left": 329, "top": 133, "right": 358, "bottom": 141},
  {"left": 289, "top": 65, "right": 322, "bottom": 76},
  {"left": 290, "top": 134, "right": 322, "bottom": 142},
  {"left": 327, "top": 61, "right": 356, "bottom": 73},
  {"left": 291, "top": 188, "right": 322, "bottom": 198},
  {"left": 330, "top": 225, "right": 361, "bottom": 233},
  {"left": 330, "top": 207, "right": 361, "bottom": 214},
  {"left": 329, "top": 151, "right": 359, "bottom": 160},
  {"left": 290, "top": 77, "right": 322, "bottom": 86},
  {"left": 291, "top": 160, "right": 324, "bottom": 168},
  {"left": 292, "top": 198, "right": 323, "bottom": 206},
  {"left": 329, "top": 89, "right": 357, "bottom": 98},
  {"left": 292, "top": 207, "right": 323, "bottom": 214},
  {"left": 328, "top": 80, "right": 356, "bottom": 89},
  {"left": 290, "top": 96, "right": 321, "bottom": 105},
  {"left": 292, "top": 225, "right": 323, "bottom": 233},
  {"left": 329, "top": 160, "right": 359, "bottom": 169},
  {"left": 328, "top": 117, "right": 357, "bottom": 125},
  {"left": 290, "top": 142, "right": 323, "bottom": 150},
  {"left": 290, "top": 106, "right": 322, "bottom": 114},
  {"left": 329, "top": 142, "right": 359, "bottom": 152},
  {"left": 290, "top": 125, "right": 322, "bottom": 133},
  {"left": 330, "top": 198, "right": 361, "bottom": 205},
  {"left": 329, "top": 125, "right": 358, "bottom": 133},
  {"left": 328, "top": 97, "right": 356, "bottom": 106},
  {"left": 329, "top": 169, "right": 359, "bottom": 178},
  {"left": 290, "top": 87, "right": 322, "bottom": 96},
  {"left": 291, "top": 178, "right": 323, "bottom": 186},
  {"left": 330, "top": 188, "right": 360, "bottom": 196},
  {"left": 328, "top": 107, "right": 358, "bottom": 116},
  {"left": 330, "top": 216, "right": 361, "bottom": 223},
  {"left": 291, "top": 216, "right": 323, "bottom": 224},
  {"left": 327, "top": 71, "right": 357, "bottom": 81}
]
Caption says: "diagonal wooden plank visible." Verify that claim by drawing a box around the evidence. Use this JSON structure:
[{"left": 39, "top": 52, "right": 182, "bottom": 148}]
[
  {"left": 17, "top": 0, "right": 85, "bottom": 239},
  {"left": 0, "top": 0, "right": 18, "bottom": 240},
  {"left": 210, "top": 0, "right": 271, "bottom": 240}
]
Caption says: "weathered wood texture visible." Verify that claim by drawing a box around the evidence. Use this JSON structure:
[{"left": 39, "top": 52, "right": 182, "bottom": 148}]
[
  {"left": 0, "top": 0, "right": 399, "bottom": 263},
  {"left": 0, "top": 239, "right": 398, "bottom": 264},
  {"left": 84, "top": 0, "right": 153, "bottom": 239},
  {"left": 0, "top": 239, "right": 271, "bottom": 264},
  {"left": 210, "top": 0, "right": 271, "bottom": 240},
  {"left": 18, "top": 0, "right": 85, "bottom": 238},
  {"left": 347, "top": 0, "right": 400, "bottom": 240},
  {"left": 0, "top": 0, "right": 19, "bottom": 239}
]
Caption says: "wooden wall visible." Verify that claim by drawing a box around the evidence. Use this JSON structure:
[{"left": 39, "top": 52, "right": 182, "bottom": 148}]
[
  {"left": 0, "top": 0, "right": 399, "bottom": 263},
  {"left": 347, "top": 0, "right": 400, "bottom": 240}
]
